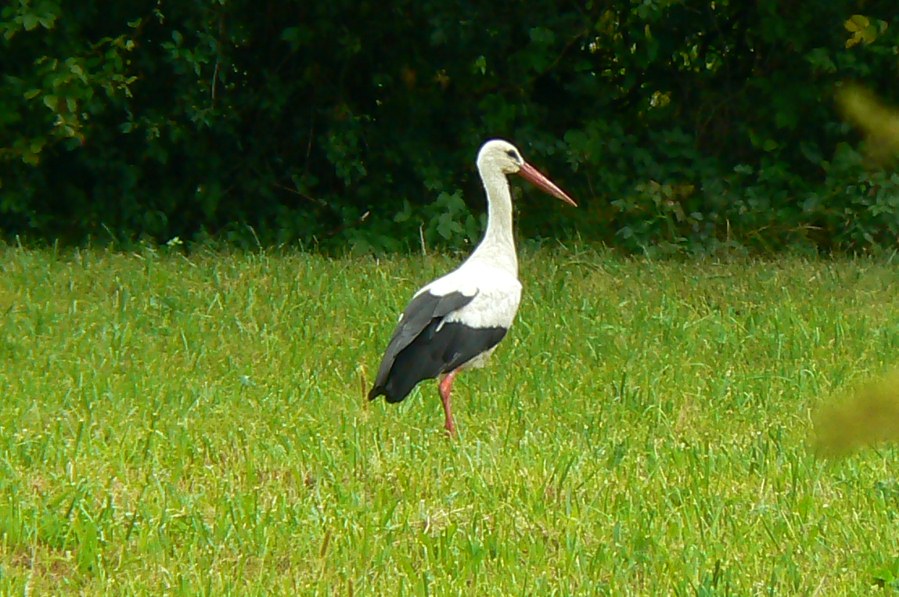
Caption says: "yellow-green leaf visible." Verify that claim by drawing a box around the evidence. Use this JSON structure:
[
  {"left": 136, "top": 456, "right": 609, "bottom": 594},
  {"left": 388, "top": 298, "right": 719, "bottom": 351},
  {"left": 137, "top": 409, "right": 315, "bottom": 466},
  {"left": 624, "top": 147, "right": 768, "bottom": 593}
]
[
  {"left": 844, "top": 14, "right": 869, "bottom": 33},
  {"left": 814, "top": 371, "right": 899, "bottom": 458}
]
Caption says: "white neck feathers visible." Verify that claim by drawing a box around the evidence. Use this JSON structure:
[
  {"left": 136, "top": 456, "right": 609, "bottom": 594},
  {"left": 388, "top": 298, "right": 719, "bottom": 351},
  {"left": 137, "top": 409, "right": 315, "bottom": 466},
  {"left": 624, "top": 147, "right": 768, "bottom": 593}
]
[{"left": 467, "top": 161, "right": 518, "bottom": 275}]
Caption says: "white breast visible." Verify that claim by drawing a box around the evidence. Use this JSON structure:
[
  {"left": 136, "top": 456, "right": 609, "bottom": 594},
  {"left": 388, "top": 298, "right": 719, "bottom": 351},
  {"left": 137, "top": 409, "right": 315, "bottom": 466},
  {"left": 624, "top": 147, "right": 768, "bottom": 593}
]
[{"left": 420, "top": 260, "right": 522, "bottom": 330}]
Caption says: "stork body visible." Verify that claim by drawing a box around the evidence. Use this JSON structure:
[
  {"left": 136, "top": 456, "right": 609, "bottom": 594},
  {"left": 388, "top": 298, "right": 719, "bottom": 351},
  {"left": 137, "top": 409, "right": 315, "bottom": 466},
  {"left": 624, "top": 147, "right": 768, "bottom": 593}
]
[{"left": 368, "top": 139, "right": 576, "bottom": 435}]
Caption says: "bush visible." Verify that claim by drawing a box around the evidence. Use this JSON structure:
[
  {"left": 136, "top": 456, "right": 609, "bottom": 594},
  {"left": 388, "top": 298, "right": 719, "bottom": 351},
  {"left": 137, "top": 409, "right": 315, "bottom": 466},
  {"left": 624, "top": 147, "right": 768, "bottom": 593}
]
[{"left": 1, "top": 1, "right": 897, "bottom": 253}]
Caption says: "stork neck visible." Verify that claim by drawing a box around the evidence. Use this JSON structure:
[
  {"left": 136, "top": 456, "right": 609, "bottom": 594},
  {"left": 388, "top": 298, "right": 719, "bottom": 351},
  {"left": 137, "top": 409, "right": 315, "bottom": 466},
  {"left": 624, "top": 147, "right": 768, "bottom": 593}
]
[{"left": 469, "top": 167, "right": 518, "bottom": 275}]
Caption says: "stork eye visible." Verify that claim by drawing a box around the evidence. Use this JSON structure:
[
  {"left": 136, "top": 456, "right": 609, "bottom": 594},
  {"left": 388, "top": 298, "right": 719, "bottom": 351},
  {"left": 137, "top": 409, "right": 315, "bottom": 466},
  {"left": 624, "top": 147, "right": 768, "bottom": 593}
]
[{"left": 506, "top": 149, "right": 519, "bottom": 160}]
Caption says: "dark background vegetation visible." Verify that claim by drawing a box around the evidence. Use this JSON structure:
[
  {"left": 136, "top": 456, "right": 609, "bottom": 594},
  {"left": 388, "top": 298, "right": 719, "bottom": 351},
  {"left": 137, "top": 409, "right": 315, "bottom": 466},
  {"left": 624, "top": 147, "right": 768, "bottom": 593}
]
[{"left": 1, "top": 0, "right": 897, "bottom": 254}]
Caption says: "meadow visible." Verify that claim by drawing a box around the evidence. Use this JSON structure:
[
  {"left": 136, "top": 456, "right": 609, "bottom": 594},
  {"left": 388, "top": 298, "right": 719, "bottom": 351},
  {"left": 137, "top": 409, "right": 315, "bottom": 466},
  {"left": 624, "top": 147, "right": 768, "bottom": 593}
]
[{"left": 0, "top": 244, "right": 896, "bottom": 595}]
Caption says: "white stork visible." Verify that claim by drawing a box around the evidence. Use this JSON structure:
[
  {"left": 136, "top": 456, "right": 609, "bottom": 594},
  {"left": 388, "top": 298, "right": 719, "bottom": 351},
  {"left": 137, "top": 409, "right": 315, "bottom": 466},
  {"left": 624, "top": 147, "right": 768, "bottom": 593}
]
[{"left": 368, "top": 139, "right": 577, "bottom": 436}]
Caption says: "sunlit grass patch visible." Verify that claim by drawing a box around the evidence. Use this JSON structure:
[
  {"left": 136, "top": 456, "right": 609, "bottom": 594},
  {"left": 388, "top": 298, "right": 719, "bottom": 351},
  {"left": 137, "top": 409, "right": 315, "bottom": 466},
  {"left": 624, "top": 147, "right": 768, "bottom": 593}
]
[{"left": 0, "top": 245, "right": 896, "bottom": 594}]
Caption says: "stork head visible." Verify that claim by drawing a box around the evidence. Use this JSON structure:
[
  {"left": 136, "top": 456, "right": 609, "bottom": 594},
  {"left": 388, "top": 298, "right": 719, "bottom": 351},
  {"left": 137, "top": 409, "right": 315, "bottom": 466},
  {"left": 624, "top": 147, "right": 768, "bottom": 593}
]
[{"left": 476, "top": 139, "right": 577, "bottom": 207}]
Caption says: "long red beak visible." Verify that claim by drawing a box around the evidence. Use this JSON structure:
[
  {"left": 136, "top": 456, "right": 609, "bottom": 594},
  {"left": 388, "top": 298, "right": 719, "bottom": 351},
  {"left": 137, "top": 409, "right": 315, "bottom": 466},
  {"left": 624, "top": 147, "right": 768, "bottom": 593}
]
[{"left": 517, "top": 162, "right": 578, "bottom": 207}]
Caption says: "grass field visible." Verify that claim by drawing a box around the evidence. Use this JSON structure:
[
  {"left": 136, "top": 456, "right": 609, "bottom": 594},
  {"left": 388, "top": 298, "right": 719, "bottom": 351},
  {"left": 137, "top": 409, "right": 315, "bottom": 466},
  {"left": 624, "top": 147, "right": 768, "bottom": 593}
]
[{"left": 0, "top": 245, "right": 897, "bottom": 595}]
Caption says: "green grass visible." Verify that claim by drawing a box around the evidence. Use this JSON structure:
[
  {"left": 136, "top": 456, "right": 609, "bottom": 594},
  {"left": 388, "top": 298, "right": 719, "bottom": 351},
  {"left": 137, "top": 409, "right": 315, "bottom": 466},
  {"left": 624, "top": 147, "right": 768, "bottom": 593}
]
[{"left": 0, "top": 245, "right": 897, "bottom": 595}]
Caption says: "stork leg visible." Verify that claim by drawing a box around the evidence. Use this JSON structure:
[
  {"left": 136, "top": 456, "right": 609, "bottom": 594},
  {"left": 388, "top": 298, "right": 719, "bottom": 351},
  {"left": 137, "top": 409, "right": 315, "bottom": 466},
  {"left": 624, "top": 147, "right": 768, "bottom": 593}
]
[{"left": 438, "top": 369, "right": 460, "bottom": 436}]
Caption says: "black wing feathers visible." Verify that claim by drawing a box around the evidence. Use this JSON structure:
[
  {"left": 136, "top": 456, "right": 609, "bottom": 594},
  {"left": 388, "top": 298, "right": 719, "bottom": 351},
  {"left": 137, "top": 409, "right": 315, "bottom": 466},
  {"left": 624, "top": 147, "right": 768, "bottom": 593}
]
[
  {"left": 368, "top": 290, "right": 475, "bottom": 402},
  {"left": 379, "top": 321, "right": 506, "bottom": 403}
]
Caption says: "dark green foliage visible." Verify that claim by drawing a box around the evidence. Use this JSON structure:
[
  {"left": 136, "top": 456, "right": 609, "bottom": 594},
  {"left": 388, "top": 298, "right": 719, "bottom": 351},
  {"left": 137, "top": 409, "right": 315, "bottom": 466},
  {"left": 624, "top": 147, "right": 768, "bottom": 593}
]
[{"left": 1, "top": 0, "right": 897, "bottom": 253}]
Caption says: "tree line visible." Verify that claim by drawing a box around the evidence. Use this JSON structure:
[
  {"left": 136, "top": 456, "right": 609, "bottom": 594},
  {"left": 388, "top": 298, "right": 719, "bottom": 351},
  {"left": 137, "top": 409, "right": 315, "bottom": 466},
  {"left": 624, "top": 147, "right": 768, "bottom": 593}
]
[{"left": 1, "top": 1, "right": 896, "bottom": 253}]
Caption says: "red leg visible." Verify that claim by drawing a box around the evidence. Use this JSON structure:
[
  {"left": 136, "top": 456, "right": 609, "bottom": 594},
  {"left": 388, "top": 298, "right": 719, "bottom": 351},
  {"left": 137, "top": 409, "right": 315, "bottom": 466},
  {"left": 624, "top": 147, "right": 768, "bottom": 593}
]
[{"left": 438, "top": 370, "right": 460, "bottom": 437}]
